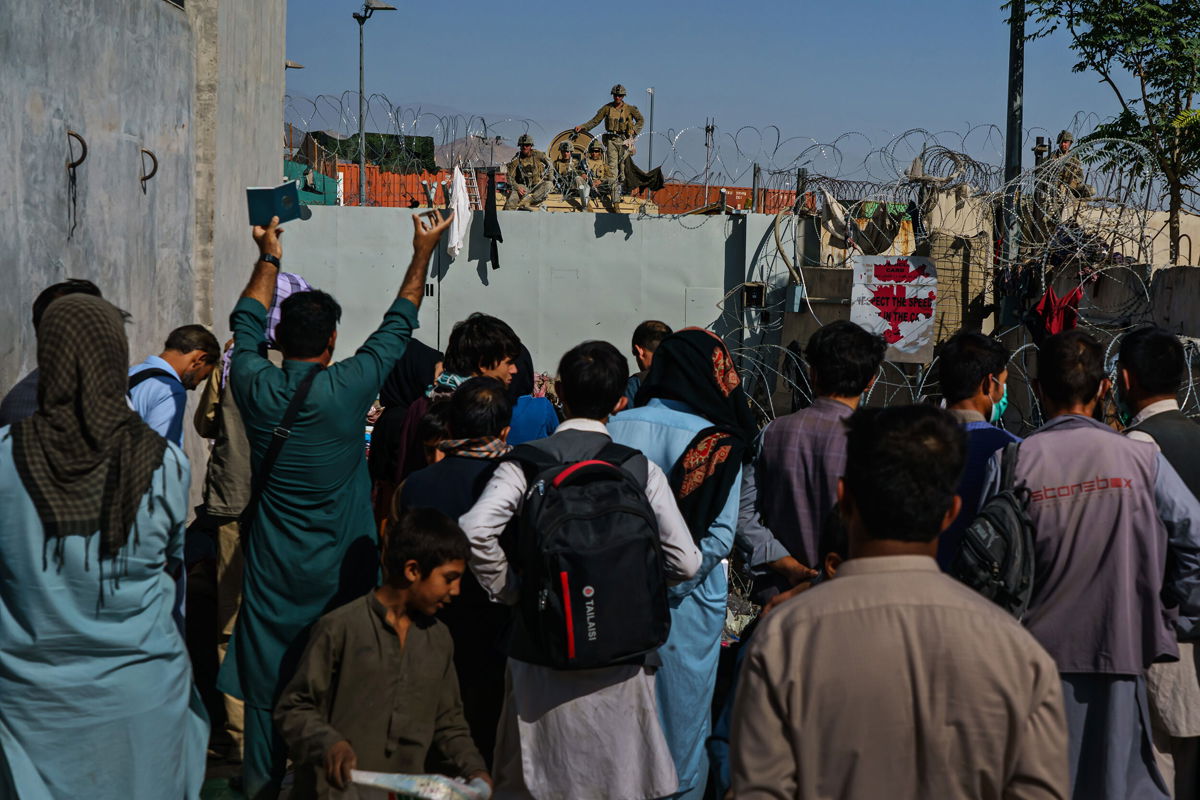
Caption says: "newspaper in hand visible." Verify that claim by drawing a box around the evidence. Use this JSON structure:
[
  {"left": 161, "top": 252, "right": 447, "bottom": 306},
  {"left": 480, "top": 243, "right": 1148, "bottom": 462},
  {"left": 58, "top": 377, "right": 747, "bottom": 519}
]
[{"left": 349, "top": 770, "right": 491, "bottom": 800}]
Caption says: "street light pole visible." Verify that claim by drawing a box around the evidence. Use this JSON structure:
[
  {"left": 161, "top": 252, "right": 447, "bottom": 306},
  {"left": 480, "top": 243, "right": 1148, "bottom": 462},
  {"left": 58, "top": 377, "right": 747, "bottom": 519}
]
[
  {"left": 646, "top": 87, "right": 655, "bottom": 170},
  {"left": 352, "top": 0, "right": 396, "bottom": 207}
]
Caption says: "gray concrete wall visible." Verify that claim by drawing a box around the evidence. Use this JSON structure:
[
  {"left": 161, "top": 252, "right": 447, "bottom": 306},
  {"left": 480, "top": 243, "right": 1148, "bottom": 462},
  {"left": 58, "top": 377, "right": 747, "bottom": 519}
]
[
  {"left": 281, "top": 208, "right": 752, "bottom": 374},
  {"left": 1, "top": 0, "right": 196, "bottom": 389}
]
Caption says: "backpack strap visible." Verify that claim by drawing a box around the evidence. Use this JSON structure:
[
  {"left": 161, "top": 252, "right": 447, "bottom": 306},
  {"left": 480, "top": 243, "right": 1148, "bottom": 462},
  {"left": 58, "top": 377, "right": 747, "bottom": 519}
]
[
  {"left": 999, "top": 441, "right": 1021, "bottom": 491},
  {"left": 128, "top": 367, "right": 177, "bottom": 392},
  {"left": 594, "top": 441, "right": 649, "bottom": 489},
  {"left": 241, "top": 365, "right": 321, "bottom": 540}
]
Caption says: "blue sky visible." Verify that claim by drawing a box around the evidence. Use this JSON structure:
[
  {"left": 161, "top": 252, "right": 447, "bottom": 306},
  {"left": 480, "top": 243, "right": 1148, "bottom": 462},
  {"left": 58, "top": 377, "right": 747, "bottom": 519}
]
[{"left": 284, "top": 0, "right": 1126, "bottom": 178}]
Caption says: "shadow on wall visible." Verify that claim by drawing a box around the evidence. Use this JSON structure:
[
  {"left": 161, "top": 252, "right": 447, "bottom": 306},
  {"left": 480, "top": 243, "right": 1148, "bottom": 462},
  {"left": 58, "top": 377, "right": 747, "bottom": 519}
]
[{"left": 595, "top": 214, "right": 633, "bottom": 241}]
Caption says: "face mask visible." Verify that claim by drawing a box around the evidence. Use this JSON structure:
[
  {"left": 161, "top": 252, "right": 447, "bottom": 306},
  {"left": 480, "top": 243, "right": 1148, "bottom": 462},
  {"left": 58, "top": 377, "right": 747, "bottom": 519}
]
[{"left": 990, "top": 383, "right": 1009, "bottom": 424}]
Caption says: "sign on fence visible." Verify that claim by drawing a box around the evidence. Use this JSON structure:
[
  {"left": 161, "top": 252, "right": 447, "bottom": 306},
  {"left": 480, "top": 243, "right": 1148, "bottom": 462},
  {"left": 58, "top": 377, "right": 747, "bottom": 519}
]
[{"left": 849, "top": 255, "right": 938, "bottom": 363}]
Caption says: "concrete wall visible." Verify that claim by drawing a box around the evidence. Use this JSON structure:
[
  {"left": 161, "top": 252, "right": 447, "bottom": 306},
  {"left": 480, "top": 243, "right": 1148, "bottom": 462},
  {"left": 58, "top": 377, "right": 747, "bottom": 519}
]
[
  {"left": 1, "top": 0, "right": 196, "bottom": 389},
  {"left": 3, "top": 0, "right": 286, "bottom": 504},
  {"left": 281, "top": 208, "right": 751, "bottom": 374}
]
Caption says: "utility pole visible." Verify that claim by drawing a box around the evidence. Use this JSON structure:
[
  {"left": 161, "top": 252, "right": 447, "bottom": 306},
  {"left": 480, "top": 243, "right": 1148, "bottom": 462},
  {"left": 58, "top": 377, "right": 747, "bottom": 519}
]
[
  {"left": 353, "top": 0, "right": 395, "bottom": 206},
  {"left": 1003, "top": 0, "right": 1024, "bottom": 268},
  {"left": 646, "top": 87, "right": 655, "bottom": 170},
  {"left": 703, "top": 118, "right": 715, "bottom": 205}
]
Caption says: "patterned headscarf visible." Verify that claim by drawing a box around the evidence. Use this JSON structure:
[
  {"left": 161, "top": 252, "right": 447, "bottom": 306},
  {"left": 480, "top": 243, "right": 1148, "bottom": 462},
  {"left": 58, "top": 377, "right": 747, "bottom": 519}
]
[
  {"left": 11, "top": 294, "right": 167, "bottom": 561},
  {"left": 635, "top": 328, "right": 757, "bottom": 541}
]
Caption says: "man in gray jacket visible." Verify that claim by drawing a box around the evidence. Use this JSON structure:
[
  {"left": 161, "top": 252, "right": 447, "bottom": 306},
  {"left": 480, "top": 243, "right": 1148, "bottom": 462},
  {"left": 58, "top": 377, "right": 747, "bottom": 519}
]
[{"left": 1013, "top": 330, "right": 1200, "bottom": 800}]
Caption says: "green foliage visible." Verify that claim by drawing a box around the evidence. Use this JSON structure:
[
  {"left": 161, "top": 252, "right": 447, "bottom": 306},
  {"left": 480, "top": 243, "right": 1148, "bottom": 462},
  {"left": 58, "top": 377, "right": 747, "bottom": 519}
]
[
  {"left": 311, "top": 130, "right": 437, "bottom": 174},
  {"left": 1006, "top": 1, "right": 1200, "bottom": 258}
]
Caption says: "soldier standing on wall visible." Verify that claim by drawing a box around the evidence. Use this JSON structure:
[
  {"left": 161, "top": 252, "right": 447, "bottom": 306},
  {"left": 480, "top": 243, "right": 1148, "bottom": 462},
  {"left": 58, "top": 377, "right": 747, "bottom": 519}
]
[
  {"left": 505, "top": 133, "right": 554, "bottom": 211},
  {"left": 1053, "top": 130, "right": 1093, "bottom": 199},
  {"left": 574, "top": 84, "right": 644, "bottom": 206}
]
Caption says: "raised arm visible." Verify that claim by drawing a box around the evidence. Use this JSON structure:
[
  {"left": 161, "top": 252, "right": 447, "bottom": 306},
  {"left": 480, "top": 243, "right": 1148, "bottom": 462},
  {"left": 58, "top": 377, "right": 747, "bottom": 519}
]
[
  {"left": 399, "top": 210, "right": 454, "bottom": 308},
  {"left": 242, "top": 216, "right": 285, "bottom": 310},
  {"left": 241, "top": 211, "right": 453, "bottom": 312},
  {"left": 574, "top": 106, "right": 607, "bottom": 133}
]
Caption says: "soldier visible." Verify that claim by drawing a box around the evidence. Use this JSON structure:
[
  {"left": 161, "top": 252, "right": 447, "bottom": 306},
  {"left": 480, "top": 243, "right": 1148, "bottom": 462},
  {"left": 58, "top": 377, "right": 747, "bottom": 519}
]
[
  {"left": 1053, "top": 130, "right": 1093, "bottom": 199},
  {"left": 552, "top": 142, "right": 587, "bottom": 211},
  {"left": 574, "top": 84, "right": 644, "bottom": 205},
  {"left": 505, "top": 133, "right": 553, "bottom": 210},
  {"left": 583, "top": 141, "right": 611, "bottom": 210}
]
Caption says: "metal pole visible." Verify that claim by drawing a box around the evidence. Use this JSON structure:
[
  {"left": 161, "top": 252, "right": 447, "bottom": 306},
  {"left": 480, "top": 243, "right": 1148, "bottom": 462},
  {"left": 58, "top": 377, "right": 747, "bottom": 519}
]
[
  {"left": 358, "top": 17, "right": 366, "bottom": 206},
  {"left": 1002, "top": 0, "right": 1024, "bottom": 267},
  {"left": 646, "top": 88, "right": 655, "bottom": 170}
]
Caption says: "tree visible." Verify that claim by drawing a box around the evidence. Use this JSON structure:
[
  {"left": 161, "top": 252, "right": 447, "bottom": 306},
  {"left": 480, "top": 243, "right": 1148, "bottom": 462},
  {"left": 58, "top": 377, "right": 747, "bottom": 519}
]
[{"left": 1013, "top": 1, "right": 1200, "bottom": 264}]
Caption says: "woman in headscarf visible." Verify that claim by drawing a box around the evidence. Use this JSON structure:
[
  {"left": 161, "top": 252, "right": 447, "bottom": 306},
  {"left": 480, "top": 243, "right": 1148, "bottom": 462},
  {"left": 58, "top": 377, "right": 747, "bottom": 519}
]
[
  {"left": 607, "top": 327, "right": 756, "bottom": 800},
  {"left": 0, "top": 294, "right": 207, "bottom": 799}
]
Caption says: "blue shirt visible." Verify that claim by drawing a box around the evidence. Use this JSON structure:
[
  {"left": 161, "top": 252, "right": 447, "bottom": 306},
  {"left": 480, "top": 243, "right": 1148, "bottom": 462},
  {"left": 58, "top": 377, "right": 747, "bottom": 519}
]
[
  {"left": 128, "top": 356, "right": 186, "bottom": 445},
  {"left": 937, "top": 415, "right": 1021, "bottom": 570},
  {"left": 508, "top": 395, "right": 558, "bottom": 446},
  {"left": 609, "top": 398, "right": 740, "bottom": 798}
]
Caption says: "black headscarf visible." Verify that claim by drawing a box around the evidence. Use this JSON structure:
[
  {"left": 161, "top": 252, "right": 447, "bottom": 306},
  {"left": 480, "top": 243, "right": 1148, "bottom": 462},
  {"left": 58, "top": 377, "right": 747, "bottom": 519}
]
[
  {"left": 11, "top": 294, "right": 167, "bottom": 562},
  {"left": 634, "top": 328, "right": 756, "bottom": 541},
  {"left": 371, "top": 339, "right": 443, "bottom": 482}
]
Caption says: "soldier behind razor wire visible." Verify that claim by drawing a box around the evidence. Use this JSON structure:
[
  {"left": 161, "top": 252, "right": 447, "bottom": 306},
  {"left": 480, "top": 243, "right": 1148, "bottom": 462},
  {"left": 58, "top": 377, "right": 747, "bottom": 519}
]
[{"left": 504, "top": 134, "right": 553, "bottom": 211}]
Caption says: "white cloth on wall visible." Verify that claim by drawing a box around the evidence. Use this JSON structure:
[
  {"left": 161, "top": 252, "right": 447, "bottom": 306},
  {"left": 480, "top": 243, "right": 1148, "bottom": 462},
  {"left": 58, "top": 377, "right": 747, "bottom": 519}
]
[{"left": 448, "top": 167, "right": 471, "bottom": 258}]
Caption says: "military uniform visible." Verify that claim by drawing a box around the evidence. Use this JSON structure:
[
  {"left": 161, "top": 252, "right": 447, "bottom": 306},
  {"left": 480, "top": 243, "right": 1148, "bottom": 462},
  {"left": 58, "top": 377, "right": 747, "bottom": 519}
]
[
  {"left": 577, "top": 92, "right": 644, "bottom": 202},
  {"left": 1052, "top": 130, "right": 1093, "bottom": 199},
  {"left": 583, "top": 152, "right": 611, "bottom": 208},
  {"left": 505, "top": 148, "right": 553, "bottom": 210}
]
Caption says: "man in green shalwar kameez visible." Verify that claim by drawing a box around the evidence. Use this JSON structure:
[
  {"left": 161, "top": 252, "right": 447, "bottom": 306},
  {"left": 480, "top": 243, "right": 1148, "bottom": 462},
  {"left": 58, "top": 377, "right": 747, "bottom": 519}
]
[{"left": 217, "top": 211, "right": 454, "bottom": 799}]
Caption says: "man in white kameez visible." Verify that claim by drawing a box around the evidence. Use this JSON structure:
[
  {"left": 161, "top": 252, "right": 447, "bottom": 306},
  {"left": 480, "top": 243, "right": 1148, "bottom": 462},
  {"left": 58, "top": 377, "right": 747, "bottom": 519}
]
[{"left": 460, "top": 340, "right": 701, "bottom": 800}]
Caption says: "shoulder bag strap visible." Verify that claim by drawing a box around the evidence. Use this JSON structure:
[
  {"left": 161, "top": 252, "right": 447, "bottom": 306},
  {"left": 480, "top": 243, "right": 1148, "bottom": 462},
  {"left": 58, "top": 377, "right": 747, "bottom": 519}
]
[{"left": 241, "top": 365, "right": 321, "bottom": 539}]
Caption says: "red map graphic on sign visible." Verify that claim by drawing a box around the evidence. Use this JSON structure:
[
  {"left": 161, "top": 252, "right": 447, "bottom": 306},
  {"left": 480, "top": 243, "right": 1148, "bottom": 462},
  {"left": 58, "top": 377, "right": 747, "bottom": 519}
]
[
  {"left": 872, "top": 258, "right": 928, "bottom": 283},
  {"left": 869, "top": 285, "right": 934, "bottom": 343}
]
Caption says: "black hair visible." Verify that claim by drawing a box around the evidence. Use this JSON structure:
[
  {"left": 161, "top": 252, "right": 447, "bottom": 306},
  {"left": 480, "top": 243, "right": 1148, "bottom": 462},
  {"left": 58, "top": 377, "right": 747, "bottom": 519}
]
[
  {"left": 33, "top": 279, "right": 102, "bottom": 329},
  {"left": 806, "top": 320, "right": 886, "bottom": 397},
  {"left": 844, "top": 405, "right": 966, "bottom": 543},
  {"left": 632, "top": 320, "right": 672, "bottom": 353},
  {"left": 507, "top": 344, "right": 535, "bottom": 403},
  {"left": 164, "top": 324, "right": 220, "bottom": 362},
  {"left": 275, "top": 290, "right": 342, "bottom": 359},
  {"left": 417, "top": 398, "right": 453, "bottom": 444},
  {"left": 937, "top": 332, "right": 1011, "bottom": 404},
  {"left": 383, "top": 507, "right": 470, "bottom": 581},
  {"left": 450, "top": 377, "right": 512, "bottom": 439},
  {"left": 1118, "top": 325, "right": 1185, "bottom": 397},
  {"left": 443, "top": 313, "right": 522, "bottom": 377},
  {"left": 1038, "top": 330, "right": 1105, "bottom": 408},
  {"left": 557, "top": 340, "right": 628, "bottom": 420},
  {"left": 817, "top": 509, "right": 849, "bottom": 567}
]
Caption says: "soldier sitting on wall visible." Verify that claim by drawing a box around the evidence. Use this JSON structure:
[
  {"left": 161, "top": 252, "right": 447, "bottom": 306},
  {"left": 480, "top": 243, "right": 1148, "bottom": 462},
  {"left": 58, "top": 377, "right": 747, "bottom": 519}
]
[
  {"left": 583, "top": 142, "right": 612, "bottom": 211},
  {"left": 553, "top": 142, "right": 590, "bottom": 211},
  {"left": 505, "top": 134, "right": 553, "bottom": 211}
]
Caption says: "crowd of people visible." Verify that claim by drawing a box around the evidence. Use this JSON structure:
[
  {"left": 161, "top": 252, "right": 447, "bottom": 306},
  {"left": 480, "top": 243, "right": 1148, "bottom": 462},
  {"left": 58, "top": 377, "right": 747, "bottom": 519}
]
[{"left": 1, "top": 209, "right": 1199, "bottom": 800}]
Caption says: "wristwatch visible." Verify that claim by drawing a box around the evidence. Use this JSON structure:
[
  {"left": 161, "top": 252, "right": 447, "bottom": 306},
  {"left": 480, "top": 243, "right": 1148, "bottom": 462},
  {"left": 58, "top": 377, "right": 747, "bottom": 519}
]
[{"left": 259, "top": 253, "right": 281, "bottom": 268}]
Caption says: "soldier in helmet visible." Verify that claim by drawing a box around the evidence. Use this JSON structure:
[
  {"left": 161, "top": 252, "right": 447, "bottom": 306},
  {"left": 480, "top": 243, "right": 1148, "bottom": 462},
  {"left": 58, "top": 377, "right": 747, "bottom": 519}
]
[
  {"left": 552, "top": 142, "right": 587, "bottom": 210},
  {"left": 505, "top": 133, "right": 553, "bottom": 210},
  {"left": 583, "top": 141, "right": 611, "bottom": 210},
  {"left": 574, "top": 84, "right": 644, "bottom": 206},
  {"left": 1053, "top": 130, "right": 1093, "bottom": 198}
]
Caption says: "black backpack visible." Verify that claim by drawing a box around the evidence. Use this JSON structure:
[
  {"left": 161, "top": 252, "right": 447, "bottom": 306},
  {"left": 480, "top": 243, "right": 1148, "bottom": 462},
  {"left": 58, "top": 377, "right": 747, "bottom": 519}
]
[
  {"left": 506, "top": 441, "right": 671, "bottom": 670},
  {"left": 950, "top": 443, "right": 1036, "bottom": 619}
]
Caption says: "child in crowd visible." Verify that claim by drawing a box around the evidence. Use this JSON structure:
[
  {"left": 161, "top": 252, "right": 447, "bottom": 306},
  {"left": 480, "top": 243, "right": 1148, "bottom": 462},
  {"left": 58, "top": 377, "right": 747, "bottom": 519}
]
[{"left": 274, "top": 508, "right": 492, "bottom": 799}]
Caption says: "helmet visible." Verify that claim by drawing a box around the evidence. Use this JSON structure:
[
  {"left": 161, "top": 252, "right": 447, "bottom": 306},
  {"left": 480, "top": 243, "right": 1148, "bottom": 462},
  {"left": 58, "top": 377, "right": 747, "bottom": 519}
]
[
  {"left": 517, "top": 133, "right": 534, "bottom": 146},
  {"left": 588, "top": 142, "right": 603, "bottom": 153},
  {"left": 1057, "top": 130, "right": 1073, "bottom": 143},
  {"left": 610, "top": 84, "right": 627, "bottom": 96},
  {"left": 559, "top": 141, "right": 572, "bottom": 151}
]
